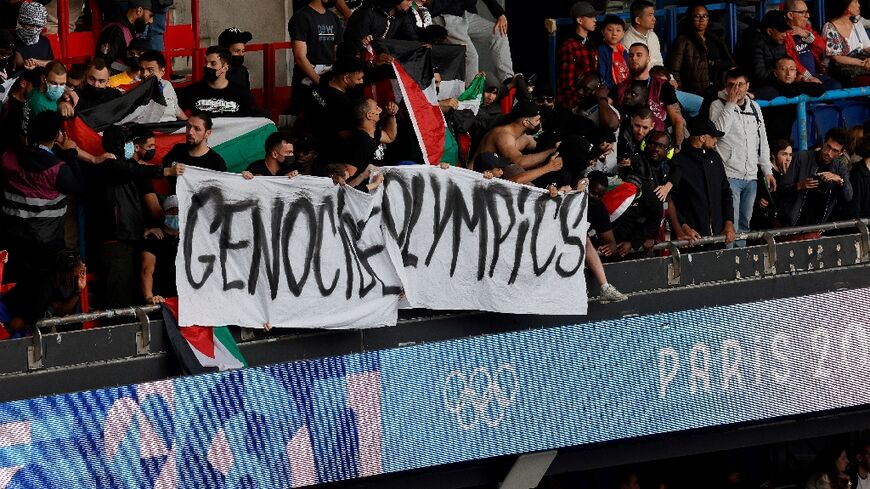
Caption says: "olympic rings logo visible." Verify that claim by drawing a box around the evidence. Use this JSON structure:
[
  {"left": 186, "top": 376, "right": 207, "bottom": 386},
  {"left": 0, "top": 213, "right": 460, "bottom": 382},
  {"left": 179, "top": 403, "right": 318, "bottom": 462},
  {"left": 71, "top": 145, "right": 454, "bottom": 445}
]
[{"left": 442, "top": 364, "right": 519, "bottom": 430}]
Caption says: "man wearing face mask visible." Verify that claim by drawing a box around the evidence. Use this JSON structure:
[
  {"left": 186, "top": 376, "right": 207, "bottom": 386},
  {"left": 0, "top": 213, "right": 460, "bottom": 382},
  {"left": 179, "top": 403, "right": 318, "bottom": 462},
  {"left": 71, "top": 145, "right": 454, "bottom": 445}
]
[
  {"left": 242, "top": 132, "right": 300, "bottom": 178},
  {"left": 0, "top": 31, "right": 15, "bottom": 82},
  {"left": 85, "top": 124, "right": 183, "bottom": 310},
  {"left": 11, "top": 1, "right": 53, "bottom": 71},
  {"left": 75, "top": 59, "right": 123, "bottom": 111},
  {"left": 21, "top": 62, "right": 75, "bottom": 136},
  {"left": 472, "top": 100, "right": 563, "bottom": 185},
  {"left": 140, "top": 195, "right": 180, "bottom": 305},
  {"left": 177, "top": 46, "right": 256, "bottom": 117},
  {"left": 95, "top": 0, "right": 155, "bottom": 75},
  {"left": 218, "top": 27, "right": 253, "bottom": 92},
  {"left": 129, "top": 125, "right": 164, "bottom": 224}
]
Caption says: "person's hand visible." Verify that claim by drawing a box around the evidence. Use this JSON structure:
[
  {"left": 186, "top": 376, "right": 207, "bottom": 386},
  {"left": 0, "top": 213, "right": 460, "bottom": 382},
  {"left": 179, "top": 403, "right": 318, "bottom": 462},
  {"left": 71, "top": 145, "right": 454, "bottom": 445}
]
[
  {"left": 654, "top": 182, "right": 673, "bottom": 202},
  {"left": 723, "top": 221, "right": 736, "bottom": 244},
  {"left": 23, "top": 58, "right": 37, "bottom": 70},
  {"left": 147, "top": 295, "right": 166, "bottom": 305},
  {"left": 618, "top": 157, "right": 632, "bottom": 167},
  {"left": 548, "top": 184, "right": 559, "bottom": 198},
  {"left": 594, "top": 84, "right": 610, "bottom": 100},
  {"left": 374, "top": 53, "right": 393, "bottom": 66},
  {"left": 367, "top": 171, "right": 385, "bottom": 191},
  {"left": 598, "top": 242, "right": 615, "bottom": 257},
  {"left": 862, "top": 57, "right": 870, "bottom": 69},
  {"left": 576, "top": 177, "right": 589, "bottom": 192},
  {"left": 65, "top": 89, "right": 79, "bottom": 107},
  {"left": 679, "top": 224, "right": 702, "bottom": 244},
  {"left": 439, "top": 162, "right": 451, "bottom": 170},
  {"left": 385, "top": 101, "right": 399, "bottom": 116},
  {"left": 57, "top": 132, "right": 77, "bottom": 151},
  {"left": 806, "top": 75, "right": 822, "bottom": 84},
  {"left": 818, "top": 171, "right": 844, "bottom": 185},
  {"left": 668, "top": 77, "right": 679, "bottom": 89},
  {"left": 439, "top": 98, "right": 459, "bottom": 111},
  {"left": 332, "top": 173, "right": 347, "bottom": 186},
  {"left": 765, "top": 173, "right": 778, "bottom": 192},
  {"left": 76, "top": 265, "right": 88, "bottom": 291},
  {"left": 791, "top": 25, "right": 810, "bottom": 38},
  {"left": 164, "top": 163, "right": 186, "bottom": 177},
  {"left": 616, "top": 241, "right": 633, "bottom": 257},
  {"left": 643, "top": 238, "right": 656, "bottom": 252},
  {"left": 58, "top": 101, "right": 75, "bottom": 118},
  {"left": 548, "top": 152, "right": 563, "bottom": 171},
  {"left": 797, "top": 176, "right": 820, "bottom": 190},
  {"left": 362, "top": 35, "right": 374, "bottom": 46},
  {"left": 263, "top": 322, "right": 273, "bottom": 332},
  {"left": 759, "top": 198, "right": 769, "bottom": 209},
  {"left": 93, "top": 152, "right": 116, "bottom": 164},
  {"left": 482, "top": 170, "right": 494, "bottom": 179},
  {"left": 241, "top": 171, "right": 254, "bottom": 180},
  {"left": 599, "top": 142, "right": 614, "bottom": 158},
  {"left": 494, "top": 15, "right": 508, "bottom": 36},
  {"left": 287, "top": 170, "right": 300, "bottom": 178},
  {"left": 144, "top": 227, "right": 165, "bottom": 239}
]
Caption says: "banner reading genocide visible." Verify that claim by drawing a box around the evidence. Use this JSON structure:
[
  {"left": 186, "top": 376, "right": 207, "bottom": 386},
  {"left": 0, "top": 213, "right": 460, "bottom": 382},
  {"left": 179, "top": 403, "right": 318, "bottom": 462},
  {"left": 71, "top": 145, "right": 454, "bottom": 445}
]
[{"left": 177, "top": 167, "right": 589, "bottom": 329}]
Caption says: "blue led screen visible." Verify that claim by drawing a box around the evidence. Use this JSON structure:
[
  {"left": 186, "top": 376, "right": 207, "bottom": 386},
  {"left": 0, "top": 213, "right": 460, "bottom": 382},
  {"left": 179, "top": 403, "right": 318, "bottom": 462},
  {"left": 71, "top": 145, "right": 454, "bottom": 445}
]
[{"left": 0, "top": 288, "right": 868, "bottom": 487}]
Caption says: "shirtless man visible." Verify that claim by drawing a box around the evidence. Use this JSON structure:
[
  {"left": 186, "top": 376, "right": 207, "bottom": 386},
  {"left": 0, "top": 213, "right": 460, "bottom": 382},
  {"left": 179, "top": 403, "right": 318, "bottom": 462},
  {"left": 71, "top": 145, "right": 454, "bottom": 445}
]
[{"left": 472, "top": 100, "right": 563, "bottom": 185}]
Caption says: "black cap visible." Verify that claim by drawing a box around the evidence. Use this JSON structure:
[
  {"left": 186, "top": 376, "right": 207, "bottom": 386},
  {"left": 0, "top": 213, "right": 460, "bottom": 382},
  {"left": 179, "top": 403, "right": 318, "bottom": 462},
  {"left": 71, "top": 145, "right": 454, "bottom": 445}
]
[
  {"left": 477, "top": 153, "right": 512, "bottom": 172},
  {"left": 511, "top": 100, "right": 540, "bottom": 119},
  {"left": 688, "top": 117, "right": 725, "bottom": 138},
  {"left": 762, "top": 10, "right": 791, "bottom": 33},
  {"left": 128, "top": 0, "right": 155, "bottom": 11},
  {"left": 570, "top": 1, "right": 600, "bottom": 18},
  {"left": 218, "top": 27, "right": 253, "bottom": 47}
]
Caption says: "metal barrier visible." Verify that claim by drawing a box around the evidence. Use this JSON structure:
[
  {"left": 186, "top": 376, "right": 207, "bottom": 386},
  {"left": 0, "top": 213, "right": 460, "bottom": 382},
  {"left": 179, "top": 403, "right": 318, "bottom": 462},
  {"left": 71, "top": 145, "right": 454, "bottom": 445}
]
[
  {"left": 651, "top": 218, "right": 870, "bottom": 285},
  {"left": 755, "top": 86, "right": 870, "bottom": 150},
  {"left": 30, "top": 305, "right": 159, "bottom": 370},
  {"left": 545, "top": 4, "right": 737, "bottom": 96}
]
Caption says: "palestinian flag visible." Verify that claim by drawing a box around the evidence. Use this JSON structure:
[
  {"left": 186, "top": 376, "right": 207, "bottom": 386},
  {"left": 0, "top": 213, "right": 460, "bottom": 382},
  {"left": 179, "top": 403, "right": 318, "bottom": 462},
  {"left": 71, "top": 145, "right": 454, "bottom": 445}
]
[
  {"left": 161, "top": 297, "right": 247, "bottom": 375},
  {"left": 457, "top": 73, "right": 486, "bottom": 115},
  {"left": 77, "top": 76, "right": 167, "bottom": 131},
  {"left": 393, "top": 59, "right": 446, "bottom": 165}
]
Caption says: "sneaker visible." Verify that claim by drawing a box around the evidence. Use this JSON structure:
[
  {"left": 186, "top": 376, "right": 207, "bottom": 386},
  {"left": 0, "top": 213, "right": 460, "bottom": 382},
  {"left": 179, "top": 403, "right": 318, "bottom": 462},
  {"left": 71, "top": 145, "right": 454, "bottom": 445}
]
[{"left": 599, "top": 283, "right": 628, "bottom": 303}]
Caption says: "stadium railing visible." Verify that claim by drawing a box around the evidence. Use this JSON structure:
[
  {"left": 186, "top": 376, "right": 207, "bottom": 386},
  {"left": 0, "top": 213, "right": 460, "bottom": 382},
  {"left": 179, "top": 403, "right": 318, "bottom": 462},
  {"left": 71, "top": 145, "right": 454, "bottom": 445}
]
[{"left": 756, "top": 87, "right": 870, "bottom": 150}]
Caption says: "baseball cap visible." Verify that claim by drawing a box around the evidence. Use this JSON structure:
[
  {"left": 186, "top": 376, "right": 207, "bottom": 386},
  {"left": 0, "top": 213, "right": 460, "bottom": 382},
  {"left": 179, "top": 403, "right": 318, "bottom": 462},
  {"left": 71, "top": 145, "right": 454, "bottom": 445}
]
[
  {"left": 570, "top": 1, "right": 600, "bottom": 18},
  {"left": 688, "top": 117, "right": 725, "bottom": 138},
  {"left": 128, "top": 0, "right": 155, "bottom": 11},
  {"left": 477, "top": 153, "right": 512, "bottom": 172},
  {"left": 218, "top": 27, "right": 253, "bottom": 47}
]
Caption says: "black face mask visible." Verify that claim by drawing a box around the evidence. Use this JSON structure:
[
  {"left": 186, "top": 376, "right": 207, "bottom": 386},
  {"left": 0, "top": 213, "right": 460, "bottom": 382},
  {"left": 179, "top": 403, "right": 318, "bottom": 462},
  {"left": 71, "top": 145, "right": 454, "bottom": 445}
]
[
  {"left": 230, "top": 55, "right": 244, "bottom": 69},
  {"left": 525, "top": 123, "right": 541, "bottom": 135},
  {"left": 134, "top": 18, "right": 148, "bottom": 34},
  {"left": 203, "top": 67, "right": 219, "bottom": 83},
  {"left": 141, "top": 148, "right": 156, "bottom": 162},
  {"left": 279, "top": 155, "right": 297, "bottom": 167}
]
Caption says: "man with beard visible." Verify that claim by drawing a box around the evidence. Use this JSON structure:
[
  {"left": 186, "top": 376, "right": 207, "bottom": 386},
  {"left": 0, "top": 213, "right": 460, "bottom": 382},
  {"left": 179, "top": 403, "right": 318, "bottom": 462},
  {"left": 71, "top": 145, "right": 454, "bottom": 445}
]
[
  {"left": 299, "top": 57, "right": 365, "bottom": 153},
  {"left": 162, "top": 113, "right": 226, "bottom": 194},
  {"left": 610, "top": 130, "right": 674, "bottom": 257},
  {"left": 669, "top": 117, "right": 736, "bottom": 245},
  {"left": 242, "top": 132, "right": 300, "bottom": 178},
  {"left": 177, "top": 46, "right": 256, "bottom": 117},
  {"left": 95, "top": 0, "right": 155, "bottom": 75},
  {"left": 75, "top": 59, "right": 122, "bottom": 111},
  {"left": 472, "top": 100, "right": 563, "bottom": 185},
  {"left": 611, "top": 43, "right": 685, "bottom": 149},
  {"left": 218, "top": 27, "right": 253, "bottom": 92},
  {"left": 130, "top": 125, "right": 164, "bottom": 224},
  {"left": 617, "top": 106, "right": 654, "bottom": 166},
  {"left": 779, "top": 128, "right": 853, "bottom": 226},
  {"left": 288, "top": 0, "right": 344, "bottom": 116}
]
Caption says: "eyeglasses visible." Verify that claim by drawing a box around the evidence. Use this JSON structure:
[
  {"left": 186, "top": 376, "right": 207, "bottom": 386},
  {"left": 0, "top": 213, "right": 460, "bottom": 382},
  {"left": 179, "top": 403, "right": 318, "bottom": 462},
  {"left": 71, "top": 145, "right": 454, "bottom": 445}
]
[
  {"left": 788, "top": 9, "right": 809, "bottom": 14},
  {"left": 692, "top": 14, "right": 709, "bottom": 19}
]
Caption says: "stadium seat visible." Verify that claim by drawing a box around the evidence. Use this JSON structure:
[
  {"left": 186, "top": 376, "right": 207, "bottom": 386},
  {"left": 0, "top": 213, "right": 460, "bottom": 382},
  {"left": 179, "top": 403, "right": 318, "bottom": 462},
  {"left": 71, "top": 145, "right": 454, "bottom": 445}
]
[
  {"left": 812, "top": 103, "right": 840, "bottom": 144},
  {"left": 837, "top": 100, "right": 870, "bottom": 129}
]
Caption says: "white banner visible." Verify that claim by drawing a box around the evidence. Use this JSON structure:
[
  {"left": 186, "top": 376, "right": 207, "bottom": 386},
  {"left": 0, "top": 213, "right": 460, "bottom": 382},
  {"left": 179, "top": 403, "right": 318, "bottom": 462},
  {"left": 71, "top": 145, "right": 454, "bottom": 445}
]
[
  {"left": 377, "top": 166, "right": 589, "bottom": 316},
  {"left": 176, "top": 168, "right": 402, "bottom": 329},
  {"left": 177, "top": 166, "right": 589, "bottom": 329}
]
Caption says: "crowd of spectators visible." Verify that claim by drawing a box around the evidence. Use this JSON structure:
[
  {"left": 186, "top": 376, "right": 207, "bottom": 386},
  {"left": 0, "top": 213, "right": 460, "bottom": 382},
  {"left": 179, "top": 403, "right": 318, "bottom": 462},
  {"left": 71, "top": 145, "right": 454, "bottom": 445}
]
[{"left": 0, "top": 0, "right": 869, "bottom": 331}]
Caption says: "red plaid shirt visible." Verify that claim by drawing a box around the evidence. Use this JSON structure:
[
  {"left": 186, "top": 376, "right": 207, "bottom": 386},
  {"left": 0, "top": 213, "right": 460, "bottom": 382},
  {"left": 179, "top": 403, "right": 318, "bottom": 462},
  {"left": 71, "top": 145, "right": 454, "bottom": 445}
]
[{"left": 557, "top": 34, "right": 598, "bottom": 109}]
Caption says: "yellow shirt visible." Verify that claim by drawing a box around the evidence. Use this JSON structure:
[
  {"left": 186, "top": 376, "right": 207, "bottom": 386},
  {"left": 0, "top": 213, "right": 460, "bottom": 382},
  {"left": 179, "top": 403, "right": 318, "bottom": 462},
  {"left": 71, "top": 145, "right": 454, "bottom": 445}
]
[{"left": 108, "top": 71, "right": 135, "bottom": 88}]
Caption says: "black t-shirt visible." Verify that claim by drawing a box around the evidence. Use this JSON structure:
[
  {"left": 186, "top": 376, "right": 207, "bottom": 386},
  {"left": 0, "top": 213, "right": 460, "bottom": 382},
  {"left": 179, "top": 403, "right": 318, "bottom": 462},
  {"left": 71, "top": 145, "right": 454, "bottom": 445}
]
[
  {"left": 95, "top": 20, "right": 135, "bottom": 73},
  {"left": 245, "top": 159, "right": 296, "bottom": 176},
  {"left": 306, "top": 84, "right": 358, "bottom": 144},
  {"left": 142, "top": 234, "right": 179, "bottom": 298},
  {"left": 177, "top": 80, "right": 255, "bottom": 117},
  {"left": 345, "top": 128, "right": 384, "bottom": 172},
  {"left": 588, "top": 198, "right": 612, "bottom": 235},
  {"left": 14, "top": 36, "right": 54, "bottom": 62},
  {"left": 288, "top": 6, "right": 343, "bottom": 85},
  {"left": 163, "top": 145, "right": 227, "bottom": 172}
]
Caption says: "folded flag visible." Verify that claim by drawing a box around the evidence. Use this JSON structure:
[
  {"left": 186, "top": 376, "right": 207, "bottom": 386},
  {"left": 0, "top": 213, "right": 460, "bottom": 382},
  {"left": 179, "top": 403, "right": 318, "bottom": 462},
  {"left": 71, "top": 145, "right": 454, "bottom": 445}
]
[
  {"left": 161, "top": 297, "right": 247, "bottom": 375},
  {"left": 457, "top": 73, "right": 486, "bottom": 115}
]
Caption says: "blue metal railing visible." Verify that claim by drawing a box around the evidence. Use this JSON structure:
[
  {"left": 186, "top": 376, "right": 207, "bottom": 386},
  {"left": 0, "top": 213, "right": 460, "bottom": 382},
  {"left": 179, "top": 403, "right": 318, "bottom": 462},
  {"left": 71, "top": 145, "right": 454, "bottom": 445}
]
[
  {"left": 756, "top": 87, "right": 870, "bottom": 150},
  {"left": 546, "top": 4, "right": 737, "bottom": 96}
]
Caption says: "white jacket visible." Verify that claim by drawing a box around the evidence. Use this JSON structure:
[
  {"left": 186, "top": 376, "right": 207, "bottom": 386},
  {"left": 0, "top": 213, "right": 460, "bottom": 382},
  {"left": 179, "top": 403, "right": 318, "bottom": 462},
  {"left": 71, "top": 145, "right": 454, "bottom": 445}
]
[{"left": 709, "top": 92, "right": 772, "bottom": 181}]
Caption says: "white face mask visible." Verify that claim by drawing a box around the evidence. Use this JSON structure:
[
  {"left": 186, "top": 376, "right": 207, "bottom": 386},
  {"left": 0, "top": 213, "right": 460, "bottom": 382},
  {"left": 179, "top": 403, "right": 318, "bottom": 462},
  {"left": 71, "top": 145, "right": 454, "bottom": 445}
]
[{"left": 16, "top": 25, "right": 42, "bottom": 46}]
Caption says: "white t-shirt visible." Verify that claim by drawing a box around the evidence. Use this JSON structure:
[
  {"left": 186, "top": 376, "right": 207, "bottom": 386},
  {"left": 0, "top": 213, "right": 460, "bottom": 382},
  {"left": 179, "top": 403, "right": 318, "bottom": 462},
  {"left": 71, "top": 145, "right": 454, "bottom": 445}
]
[
  {"left": 857, "top": 474, "right": 870, "bottom": 489},
  {"left": 160, "top": 79, "right": 182, "bottom": 122}
]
